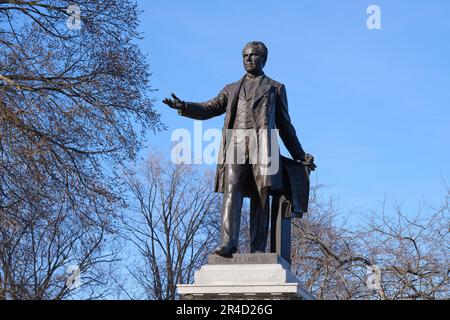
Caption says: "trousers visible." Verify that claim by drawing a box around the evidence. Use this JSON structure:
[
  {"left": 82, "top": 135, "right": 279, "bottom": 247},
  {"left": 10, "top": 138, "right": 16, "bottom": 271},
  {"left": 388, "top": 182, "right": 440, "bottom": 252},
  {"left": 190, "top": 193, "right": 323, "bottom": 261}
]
[{"left": 219, "top": 161, "right": 270, "bottom": 253}]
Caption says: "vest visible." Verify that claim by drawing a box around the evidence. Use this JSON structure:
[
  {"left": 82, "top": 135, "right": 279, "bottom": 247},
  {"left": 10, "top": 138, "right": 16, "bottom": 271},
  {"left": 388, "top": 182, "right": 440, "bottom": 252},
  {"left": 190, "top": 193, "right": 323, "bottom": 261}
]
[{"left": 233, "top": 82, "right": 254, "bottom": 129}]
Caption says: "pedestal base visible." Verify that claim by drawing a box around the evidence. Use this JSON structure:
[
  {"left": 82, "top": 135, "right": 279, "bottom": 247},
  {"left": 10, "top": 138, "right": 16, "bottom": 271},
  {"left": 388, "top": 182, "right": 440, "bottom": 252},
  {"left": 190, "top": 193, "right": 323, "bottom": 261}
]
[{"left": 177, "top": 253, "right": 315, "bottom": 300}]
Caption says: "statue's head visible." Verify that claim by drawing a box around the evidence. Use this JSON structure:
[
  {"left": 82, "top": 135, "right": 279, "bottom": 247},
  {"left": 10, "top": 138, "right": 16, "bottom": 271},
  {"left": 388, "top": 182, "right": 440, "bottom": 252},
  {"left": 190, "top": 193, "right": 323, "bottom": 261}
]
[{"left": 242, "top": 41, "right": 268, "bottom": 75}]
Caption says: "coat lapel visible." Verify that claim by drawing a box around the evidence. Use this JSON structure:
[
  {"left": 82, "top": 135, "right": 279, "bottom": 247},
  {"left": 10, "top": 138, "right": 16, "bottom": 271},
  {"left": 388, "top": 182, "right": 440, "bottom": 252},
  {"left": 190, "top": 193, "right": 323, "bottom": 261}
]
[
  {"left": 225, "top": 75, "right": 272, "bottom": 129},
  {"left": 252, "top": 75, "right": 272, "bottom": 108},
  {"left": 226, "top": 76, "right": 245, "bottom": 129}
]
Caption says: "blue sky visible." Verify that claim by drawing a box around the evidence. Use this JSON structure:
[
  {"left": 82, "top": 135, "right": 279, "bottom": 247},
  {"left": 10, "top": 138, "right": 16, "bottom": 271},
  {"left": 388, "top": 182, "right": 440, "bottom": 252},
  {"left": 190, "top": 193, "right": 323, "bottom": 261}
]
[{"left": 137, "top": 0, "right": 450, "bottom": 216}]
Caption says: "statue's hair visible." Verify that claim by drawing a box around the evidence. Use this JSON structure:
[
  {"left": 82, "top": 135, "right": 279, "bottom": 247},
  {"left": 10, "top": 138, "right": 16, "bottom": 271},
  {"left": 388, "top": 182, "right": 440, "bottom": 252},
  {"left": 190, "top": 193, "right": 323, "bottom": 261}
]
[{"left": 243, "top": 41, "right": 268, "bottom": 65}]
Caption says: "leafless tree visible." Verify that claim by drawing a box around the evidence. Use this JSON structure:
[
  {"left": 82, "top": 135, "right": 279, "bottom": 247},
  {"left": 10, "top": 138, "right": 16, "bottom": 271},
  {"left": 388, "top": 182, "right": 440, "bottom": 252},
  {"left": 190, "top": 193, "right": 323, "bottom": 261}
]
[
  {"left": 356, "top": 195, "right": 449, "bottom": 300},
  {"left": 0, "top": 1, "right": 162, "bottom": 299},
  {"left": 291, "top": 186, "right": 449, "bottom": 300},
  {"left": 0, "top": 192, "right": 121, "bottom": 299},
  {"left": 120, "top": 154, "right": 221, "bottom": 300},
  {"left": 118, "top": 164, "right": 449, "bottom": 301}
]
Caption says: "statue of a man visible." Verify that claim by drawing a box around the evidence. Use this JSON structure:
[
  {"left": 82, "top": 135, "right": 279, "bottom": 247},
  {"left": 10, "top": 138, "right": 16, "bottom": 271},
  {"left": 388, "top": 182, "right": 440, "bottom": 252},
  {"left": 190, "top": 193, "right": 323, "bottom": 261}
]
[{"left": 164, "top": 41, "right": 312, "bottom": 258}]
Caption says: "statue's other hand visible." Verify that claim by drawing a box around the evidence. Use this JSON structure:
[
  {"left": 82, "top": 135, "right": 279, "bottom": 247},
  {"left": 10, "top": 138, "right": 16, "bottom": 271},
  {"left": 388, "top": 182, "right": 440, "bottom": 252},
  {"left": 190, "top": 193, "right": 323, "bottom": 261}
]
[
  {"left": 304, "top": 153, "right": 314, "bottom": 163},
  {"left": 163, "top": 93, "right": 184, "bottom": 110},
  {"left": 297, "top": 153, "right": 316, "bottom": 171}
]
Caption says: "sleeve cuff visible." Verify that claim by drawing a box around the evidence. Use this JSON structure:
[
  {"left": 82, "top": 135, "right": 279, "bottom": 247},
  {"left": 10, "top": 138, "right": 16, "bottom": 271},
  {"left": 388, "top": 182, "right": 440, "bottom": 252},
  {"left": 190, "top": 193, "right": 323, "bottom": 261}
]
[{"left": 178, "top": 102, "right": 188, "bottom": 115}]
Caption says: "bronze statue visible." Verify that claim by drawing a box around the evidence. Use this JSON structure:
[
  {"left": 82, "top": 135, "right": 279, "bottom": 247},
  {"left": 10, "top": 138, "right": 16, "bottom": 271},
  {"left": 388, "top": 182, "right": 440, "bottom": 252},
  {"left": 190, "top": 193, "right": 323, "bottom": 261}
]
[{"left": 164, "top": 41, "right": 314, "bottom": 258}]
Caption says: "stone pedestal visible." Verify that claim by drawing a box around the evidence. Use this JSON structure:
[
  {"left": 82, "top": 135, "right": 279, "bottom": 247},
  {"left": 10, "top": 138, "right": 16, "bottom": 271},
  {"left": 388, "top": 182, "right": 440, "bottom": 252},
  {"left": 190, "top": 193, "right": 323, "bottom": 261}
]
[{"left": 177, "top": 253, "right": 315, "bottom": 300}]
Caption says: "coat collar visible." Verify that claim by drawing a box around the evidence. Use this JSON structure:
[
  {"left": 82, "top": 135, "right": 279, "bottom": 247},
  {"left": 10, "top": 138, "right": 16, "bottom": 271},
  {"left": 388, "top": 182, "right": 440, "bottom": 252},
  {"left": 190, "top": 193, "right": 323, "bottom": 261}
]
[
  {"left": 226, "top": 75, "right": 273, "bottom": 129},
  {"left": 228, "top": 76, "right": 245, "bottom": 112},
  {"left": 229, "top": 74, "right": 272, "bottom": 107},
  {"left": 252, "top": 75, "right": 272, "bottom": 104}
]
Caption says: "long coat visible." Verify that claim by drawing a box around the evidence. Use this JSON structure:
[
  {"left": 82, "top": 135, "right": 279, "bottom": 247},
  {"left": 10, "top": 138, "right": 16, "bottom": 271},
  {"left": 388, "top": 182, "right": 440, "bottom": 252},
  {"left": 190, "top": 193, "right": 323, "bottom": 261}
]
[{"left": 178, "top": 74, "right": 305, "bottom": 197}]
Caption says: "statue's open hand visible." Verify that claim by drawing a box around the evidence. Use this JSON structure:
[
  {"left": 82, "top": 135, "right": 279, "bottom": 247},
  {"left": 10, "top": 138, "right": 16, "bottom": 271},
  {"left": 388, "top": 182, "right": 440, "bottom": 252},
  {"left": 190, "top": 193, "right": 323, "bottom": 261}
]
[{"left": 163, "top": 93, "right": 184, "bottom": 110}]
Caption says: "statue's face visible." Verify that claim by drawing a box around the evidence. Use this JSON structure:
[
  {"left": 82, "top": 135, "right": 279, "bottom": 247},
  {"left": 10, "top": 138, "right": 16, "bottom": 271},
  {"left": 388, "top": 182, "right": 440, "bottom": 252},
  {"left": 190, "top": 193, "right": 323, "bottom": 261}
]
[{"left": 242, "top": 45, "right": 265, "bottom": 74}]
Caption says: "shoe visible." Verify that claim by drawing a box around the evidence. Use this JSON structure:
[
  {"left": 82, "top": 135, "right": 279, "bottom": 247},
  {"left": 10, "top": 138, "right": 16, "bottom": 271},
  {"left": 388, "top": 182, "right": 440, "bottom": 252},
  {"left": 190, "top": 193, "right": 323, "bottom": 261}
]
[{"left": 214, "top": 245, "right": 237, "bottom": 258}]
